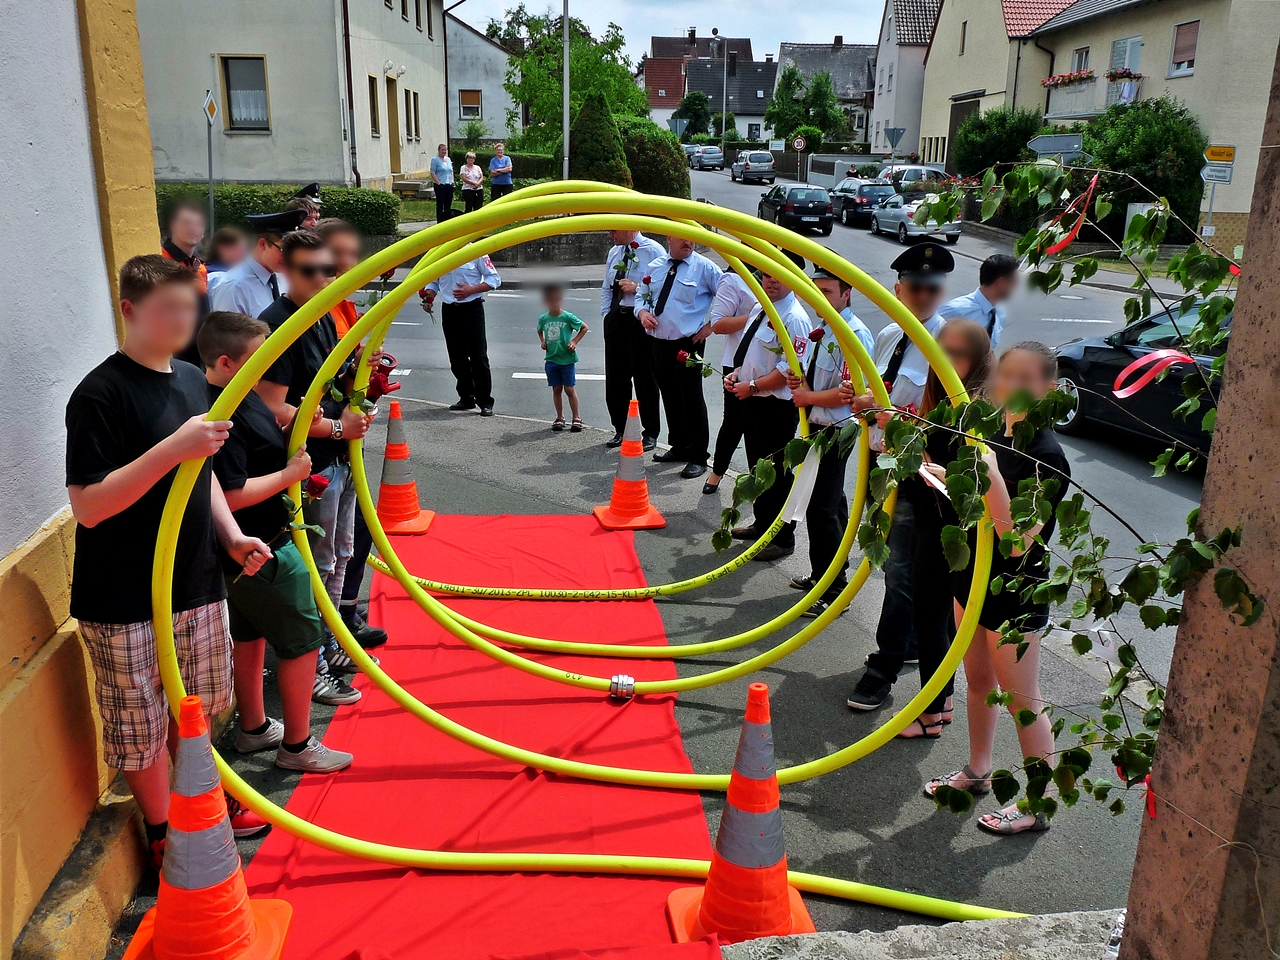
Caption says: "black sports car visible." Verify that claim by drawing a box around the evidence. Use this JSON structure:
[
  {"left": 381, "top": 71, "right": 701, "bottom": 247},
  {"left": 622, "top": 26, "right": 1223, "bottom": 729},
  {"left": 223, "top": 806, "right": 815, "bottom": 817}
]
[{"left": 1053, "top": 304, "right": 1229, "bottom": 453}]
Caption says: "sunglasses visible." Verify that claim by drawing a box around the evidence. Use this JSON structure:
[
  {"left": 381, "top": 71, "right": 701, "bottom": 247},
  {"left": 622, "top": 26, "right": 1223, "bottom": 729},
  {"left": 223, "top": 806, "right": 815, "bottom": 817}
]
[
  {"left": 903, "top": 281, "right": 943, "bottom": 294},
  {"left": 295, "top": 263, "right": 338, "bottom": 278}
]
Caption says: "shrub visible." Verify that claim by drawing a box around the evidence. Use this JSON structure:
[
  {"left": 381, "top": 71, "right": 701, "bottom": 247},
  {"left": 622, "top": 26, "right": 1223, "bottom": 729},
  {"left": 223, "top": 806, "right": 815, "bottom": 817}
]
[
  {"left": 951, "top": 105, "right": 1044, "bottom": 177},
  {"left": 689, "top": 133, "right": 714, "bottom": 146},
  {"left": 460, "top": 119, "right": 490, "bottom": 151},
  {"left": 790, "top": 125, "right": 824, "bottom": 151},
  {"left": 613, "top": 115, "right": 691, "bottom": 199},
  {"left": 449, "top": 149, "right": 559, "bottom": 180},
  {"left": 856, "top": 164, "right": 881, "bottom": 177},
  {"left": 568, "top": 90, "right": 632, "bottom": 188},
  {"left": 155, "top": 183, "right": 401, "bottom": 236}
]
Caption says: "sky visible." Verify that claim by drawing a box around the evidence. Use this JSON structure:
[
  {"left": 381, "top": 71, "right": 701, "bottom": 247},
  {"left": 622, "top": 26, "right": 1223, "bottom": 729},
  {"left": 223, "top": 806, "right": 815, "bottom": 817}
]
[{"left": 445, "top": 0, "right": 887, "bottom": 63}]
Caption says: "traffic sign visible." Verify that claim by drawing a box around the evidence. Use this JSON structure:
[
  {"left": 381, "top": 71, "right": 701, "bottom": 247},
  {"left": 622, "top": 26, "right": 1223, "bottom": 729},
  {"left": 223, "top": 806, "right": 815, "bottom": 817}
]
[
  {"left": 1204, "top": 144, "right": 1236, "bottom": 164},
  {"left": 884, "top": 127, "right": 905, "bottom": 150},
  {"left": 1201, "top": 163, "right": 1234, "bottom": 184},
  {"left": 1027, "top": 133, "right": 1083, "bottom": 162},
  {"left": 202, "top": 90, "right": 218, "bottom": 126},
  {"left": 667, "top": 118, "right": 690, "bottom": 137},
  {"left": 791, "top": 135, "right": 807, "bottom": 152},
  {"left": 768, "top": 139, "right": 784, "bottom": 152}
]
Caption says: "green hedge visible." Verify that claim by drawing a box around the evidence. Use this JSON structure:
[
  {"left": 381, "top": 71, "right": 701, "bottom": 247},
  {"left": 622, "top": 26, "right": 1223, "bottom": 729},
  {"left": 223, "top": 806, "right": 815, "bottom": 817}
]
[
  {"left": 613, "top": 116, "right": 690, "bottom": 199},
  {"left": 155, "top": 183, "right": 401, "bottom": 236},
  {"left": 449, "top": 149, "right": 559, "bottom": 180}
]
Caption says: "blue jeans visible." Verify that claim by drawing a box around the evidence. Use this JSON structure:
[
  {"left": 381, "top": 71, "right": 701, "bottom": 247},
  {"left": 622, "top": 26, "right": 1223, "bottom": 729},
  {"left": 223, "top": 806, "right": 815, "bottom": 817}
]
[
  {"left": 303, "top": 462, "right": 357, "bottom": 612},
  {"left": 864, "top": 498, "right": 917, "bottom": 683}
]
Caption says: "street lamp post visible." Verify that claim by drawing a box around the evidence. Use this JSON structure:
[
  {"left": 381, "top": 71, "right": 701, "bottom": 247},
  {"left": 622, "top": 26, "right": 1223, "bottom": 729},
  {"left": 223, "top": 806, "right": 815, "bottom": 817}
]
[
  {"left": 712, "top": 28, "right": 728, "bottom": 157},
  {"left": 562, "top": 0, "right": 570, "bottom": 180}
]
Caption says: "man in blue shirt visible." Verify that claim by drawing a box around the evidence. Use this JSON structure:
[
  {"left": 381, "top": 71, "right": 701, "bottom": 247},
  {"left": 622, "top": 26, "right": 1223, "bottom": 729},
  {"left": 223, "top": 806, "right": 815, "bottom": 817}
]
[
  {"left": 209, "top": 209, "right": 304, "bottom": 319},
  {"left": 600, "top": 229, "right": 666, "bottom": 449},
  {"left": 939, "top": 254, "right": 1019, "bottom": 349},
  {"left": 420, "top": 254, "right": 502, "bottom": 415},
  {"left": 488, "top": 143, "right": 514, "bottom": 201},
  {"left": 431, "top": 143, "right": 455, "bottom": 223},
  {"left": 636, "top": 236, "right": 721, "bottom": 479}
]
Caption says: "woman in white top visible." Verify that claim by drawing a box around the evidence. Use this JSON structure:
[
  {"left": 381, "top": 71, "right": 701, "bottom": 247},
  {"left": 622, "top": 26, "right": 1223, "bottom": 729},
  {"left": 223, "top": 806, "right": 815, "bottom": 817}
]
[{"left": 460, "top": 152, "right": 485, "bottom": 213}]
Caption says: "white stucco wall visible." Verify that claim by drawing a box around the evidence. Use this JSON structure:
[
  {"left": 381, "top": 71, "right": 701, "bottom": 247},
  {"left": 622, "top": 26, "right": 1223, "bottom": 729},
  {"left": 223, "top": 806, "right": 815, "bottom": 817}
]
[
  {"left": 0, "top": 1, "right": 118, "bottom": 555},
  {"left": 870, "top": 39, "right": 928, "bottom": 156},
  {"left": 446, "top": 14, "right": 519, "bottom": 140}
]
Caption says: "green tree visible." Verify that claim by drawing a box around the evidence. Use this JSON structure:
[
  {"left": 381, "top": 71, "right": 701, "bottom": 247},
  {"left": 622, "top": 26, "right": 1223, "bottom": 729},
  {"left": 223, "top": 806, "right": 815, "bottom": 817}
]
[
  {"left": 803, "top": 71, "right": 844, "bottom": 137},
  {"left": 613, "top": 115, "right": 690, "bottom": 198},
  {"left": 671, "top": 91, "right": 711, "bottom": 138},
  {"left": 568, "top": 90, "right": 632, "bottom": 187},
  {"left": 496, "top": 9, "right": 648, "bottom": 152},
  {"left": 710, "top": 112, "right": 738, "bottom": 139},
  {"left": 460, "top": 118, "right": 490, "bottom": 151},
  {"left": 764, "top": 64, "right": 806, "bottom": 142},
  {"left": 951, "top": 105, "right": 1043, "bottom": 177}
]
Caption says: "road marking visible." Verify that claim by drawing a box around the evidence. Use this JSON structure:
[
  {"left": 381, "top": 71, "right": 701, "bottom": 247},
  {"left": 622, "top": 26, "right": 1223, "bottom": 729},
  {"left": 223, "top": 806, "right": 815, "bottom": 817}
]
[
  {"left": 511, "top": 372, "right": 607, "bottom": 380},
  {"left": 390, "top": 369, "right": 412, "bottom": 376},
  {"left": 487, "top": 292, "right": 529, "bottom": 298},
  {"left": 391, "top": 321, "right": 422, "bottom": 326},
  {"left": 1059, "top": 294, "right": 1086, "bottom": 300},
  {"left": 1036, "top": 318, "right": 1114, "bottom": 324}
]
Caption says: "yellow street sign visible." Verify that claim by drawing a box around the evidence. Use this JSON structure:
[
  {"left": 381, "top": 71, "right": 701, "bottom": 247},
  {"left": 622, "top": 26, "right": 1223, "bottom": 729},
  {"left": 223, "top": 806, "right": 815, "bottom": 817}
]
[
  {"left": 202, "top": 91, "right": 218, "bottom": 126},
  {"left": 1204, "top": 144, "right": 1236, "bottom": 164}
]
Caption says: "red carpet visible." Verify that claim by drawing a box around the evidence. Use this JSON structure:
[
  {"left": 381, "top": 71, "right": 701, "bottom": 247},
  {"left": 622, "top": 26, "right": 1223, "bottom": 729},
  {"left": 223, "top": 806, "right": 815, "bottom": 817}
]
[{"left": 244, "top": 515, "right": 718, "bottom": 960}]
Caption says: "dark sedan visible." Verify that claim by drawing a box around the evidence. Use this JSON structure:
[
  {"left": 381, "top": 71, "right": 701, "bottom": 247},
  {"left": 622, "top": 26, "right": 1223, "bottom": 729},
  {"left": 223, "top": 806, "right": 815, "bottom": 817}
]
[
  {"left": 757, "top": 184, "right": 834, "bottom": 235},
  {"left": 836, "top": 181, "right": 895, "bottom": 227},
  {"left": 1054, "top": 304, "right": 1229, "bottom": 452}
]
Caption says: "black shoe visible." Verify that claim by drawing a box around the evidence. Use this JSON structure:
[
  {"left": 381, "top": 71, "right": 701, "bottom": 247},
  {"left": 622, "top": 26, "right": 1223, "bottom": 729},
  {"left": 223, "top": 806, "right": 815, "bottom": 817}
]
[
  {"left": 652, "top": 449, "right": 681, "bottom": 463},
  {"left": 606, "top": 433, "right": 624, "bottom": 449},
  {"left": 903, "top": 645, "right": 920, "bottom": 666},
  {"left": 789, "top": 575, "right": 816, "bottom": 591},
  {"left": 730, "top": 524, "right": 760, "bottom": 540},
  {"left": 800, "top": 597, "right": 848, "bottom": 620},
  {"left": 847, "top": 672, "right": 892, "bottom": 711},
  {"left": 642, "top": 436, "right": 658, "bottom": 451},
  {"left": 449, "top": 399, "right": 476, "bottom": 411},
  {"left": 752, "top": 543, "right": 794, "bottom": 562},
  {"left": 680, "top": 462, "right": 707, "bottom": 479},
  {"left": 343, "top": 611, "right": 388, "bottom": 649},
  {"left": 702, "top": 480, "right": 721, "bottom": 495},
  {"left": 479, "top": 406, "right": 494, "bottom": 417}
]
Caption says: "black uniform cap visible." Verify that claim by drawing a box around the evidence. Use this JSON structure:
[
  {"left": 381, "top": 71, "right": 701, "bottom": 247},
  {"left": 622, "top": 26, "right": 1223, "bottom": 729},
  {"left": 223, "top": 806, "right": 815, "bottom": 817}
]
[
  {"left": 890, "top": 241, "right": 954, "bottom": 285},
  {"left": 245, "top": 209, "right": 308, "bottom": 235},
  {"left": 292, "top": 182, "right": 322, "bottom": 204}
]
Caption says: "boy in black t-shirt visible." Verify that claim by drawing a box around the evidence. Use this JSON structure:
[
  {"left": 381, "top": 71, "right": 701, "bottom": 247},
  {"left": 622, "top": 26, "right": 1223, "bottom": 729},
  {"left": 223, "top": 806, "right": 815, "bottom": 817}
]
[
  {"left": 199, "top": 311, "right": 355, "bottom": 774},
  {"left": 65, "top": 256, "right": 273, "bottom": 866}
]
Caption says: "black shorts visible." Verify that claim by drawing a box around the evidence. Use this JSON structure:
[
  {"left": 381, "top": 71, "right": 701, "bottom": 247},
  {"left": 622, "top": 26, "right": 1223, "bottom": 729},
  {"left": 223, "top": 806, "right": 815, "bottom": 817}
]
[{"left": 954, "top": 569, "right": 1051, "bottom": 634}]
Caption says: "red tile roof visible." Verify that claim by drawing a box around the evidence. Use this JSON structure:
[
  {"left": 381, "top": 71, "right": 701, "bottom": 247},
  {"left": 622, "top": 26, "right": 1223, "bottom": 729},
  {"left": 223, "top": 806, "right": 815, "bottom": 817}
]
[
  {"left": 642, "top": 58, "right": 685, "bottom": 108},
  {"left": 1001, "top": 0, "right": 1077, "bottom": 36}
]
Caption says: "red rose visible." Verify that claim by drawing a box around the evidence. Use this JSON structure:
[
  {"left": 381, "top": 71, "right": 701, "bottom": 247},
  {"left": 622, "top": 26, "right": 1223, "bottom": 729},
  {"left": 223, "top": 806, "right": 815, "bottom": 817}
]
[
  {"left": 808, "top": 328, "right": 825, "bottom": 342},
  {"left": 642, "top": 275, "right": 652, "bottom": 284},
  {"left": 630, "top": 240, "right": 639, "bottom": 249},
  {"left": 676, "top": 350, "right": 690, "bottom": 364},
  {"left": 304, "top": 473, "right": 331, "bottom": 499}
]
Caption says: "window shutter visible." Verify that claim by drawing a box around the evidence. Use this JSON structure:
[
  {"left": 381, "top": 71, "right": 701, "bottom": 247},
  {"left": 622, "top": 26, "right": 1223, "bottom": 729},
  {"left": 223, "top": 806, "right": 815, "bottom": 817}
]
[{"left": 1173, "top": 21, "right": 1199, "bottom": 66}]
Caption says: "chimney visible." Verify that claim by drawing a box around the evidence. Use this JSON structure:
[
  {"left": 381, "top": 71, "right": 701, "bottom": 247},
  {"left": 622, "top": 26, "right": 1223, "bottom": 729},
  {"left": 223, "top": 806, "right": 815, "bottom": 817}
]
[
  {"left": 729, "top": 51, "right": 738, "bottom": 76},
  {"left": 765, "top": 53, "right": 774, "bottom": 62},
  {"left": 688, "top": 27, "right": 696, "bottom": 45},
  {"left": 834, "top": 35, "right": 844, "bottom": 48}
]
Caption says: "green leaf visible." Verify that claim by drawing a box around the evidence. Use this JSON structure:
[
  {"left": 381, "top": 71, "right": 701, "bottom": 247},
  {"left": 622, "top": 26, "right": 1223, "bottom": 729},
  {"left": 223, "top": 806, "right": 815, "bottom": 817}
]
[
  {"left": 1214, "top": 566, "right": 1265, "bottom": 626},
  {"left": 1139, "top": 604, "right": 1167, "bottom": 630},
  {"left": 946, "top": 786, "right": 974, "bottom": 814},
  {"left": 1071, "top": 633, "right": 1093, "bottom": 655},
  {"left": 1095, "top": 196, "right": 1113, "bottom": 221},
  {"left": 940, "top": 525, "right": 971, "bottom": 572},
  {"left": 991, "top": 770, "right": 1020, "bottom": 804},
  {"left": 784, "top": 438, "right": 811, "bottom": 469},
  {"left": 1016, "top": 708, "right": 1039, "bottom": 728}
]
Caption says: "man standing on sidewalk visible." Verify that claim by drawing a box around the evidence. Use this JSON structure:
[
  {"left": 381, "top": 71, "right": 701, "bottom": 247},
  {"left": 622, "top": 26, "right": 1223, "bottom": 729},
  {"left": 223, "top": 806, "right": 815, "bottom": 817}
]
[
  {"left": 420, "top": 255, "right": 502, "bottom": 416},
  {"left": 940, "top": 253, "right": 1018, "bottom": 349},
  {"left": 600, "top": 229, "right": 665, "bottom": 449}
]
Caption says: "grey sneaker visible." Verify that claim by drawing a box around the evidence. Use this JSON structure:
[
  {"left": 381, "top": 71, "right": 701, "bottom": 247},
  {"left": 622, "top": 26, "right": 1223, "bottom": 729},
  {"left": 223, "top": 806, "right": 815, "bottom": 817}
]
[
  {"left": 234, "top": 717, "right": 284, "bottom": 754},
  {"left": 275, "top": 737, "right": 354, "bottom": 773},
  {"left": 312, "top": 670, "right": 361, "bottom": 705},
  {"left": 324, "top": 642, "right": 379, "bottom": 674}
]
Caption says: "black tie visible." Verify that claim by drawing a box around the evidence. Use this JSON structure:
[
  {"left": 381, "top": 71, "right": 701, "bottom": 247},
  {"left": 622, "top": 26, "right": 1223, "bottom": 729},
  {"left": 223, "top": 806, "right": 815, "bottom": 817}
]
[
  {"left": 732, "top": 310, "right": 767, "bottom": 369},
  {"left": 609, "top": 279, "right": 622, "bottom": 315},
  {"left": 269, "top": 273, "right": 281, "bottom": 300},
  {"left": 805, "top": 346, "right": 820, "bottom": 389},
  {"left": 881, "top": 332, "right": 911, "bottom": 388},
  {"left": 653, "top": 259, "right": 685, "bottom": 316},
  {"left": 987, "top": 308, "right": 997, "bottom": 335}
]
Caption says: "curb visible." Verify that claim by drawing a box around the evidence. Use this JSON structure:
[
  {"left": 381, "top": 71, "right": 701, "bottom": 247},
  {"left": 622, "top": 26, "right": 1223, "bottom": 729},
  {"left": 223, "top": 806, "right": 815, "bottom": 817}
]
[{"left": 500, "top": 278, "right": 602, "bottom": 290}]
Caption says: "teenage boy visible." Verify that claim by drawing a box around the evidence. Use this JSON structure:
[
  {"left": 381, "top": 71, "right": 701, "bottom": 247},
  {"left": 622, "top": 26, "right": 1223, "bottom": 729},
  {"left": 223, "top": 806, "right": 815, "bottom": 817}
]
[
  {"left": 941, "top": 253, "right": 1019, "bottom": 349},
  {"left": 66, "top": 255, "right": 273, "bottom": 864},
  {"left": 784, "top": 266, "right": 874, "bottom": 617},
  {"left": 254, "top": 230, "right": 374, "bottom": 706},
  {"left": 210, "top": 209, "right": 306, "bottom": 318},
  {"left": 538, "top": 284, "right": 588, "bottom": 431},
  {"left": 199, "top": 311, "right": 355, "bottom": 773}
]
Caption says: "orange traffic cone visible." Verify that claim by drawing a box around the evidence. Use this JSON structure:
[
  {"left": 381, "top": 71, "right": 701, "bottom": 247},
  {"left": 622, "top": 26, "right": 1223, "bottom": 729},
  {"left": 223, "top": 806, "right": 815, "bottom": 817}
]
[
  {"left": 376, "top": 399, "right": 434, "bottom": 534},
  {"left": 593, "top": 399, "right": 665, "bottom": 531},
  {"left": 123, "top": 696, "right": 291, "bottom": 960},
  {"left": 667, "top": 682, "right": 815, "bottom": 945}
]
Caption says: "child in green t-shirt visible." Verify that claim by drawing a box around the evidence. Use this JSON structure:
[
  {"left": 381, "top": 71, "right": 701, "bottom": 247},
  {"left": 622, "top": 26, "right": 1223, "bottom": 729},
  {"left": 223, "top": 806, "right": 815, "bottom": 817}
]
[{"left": 537, "top": 284, "right": 589, "bottom": 431}]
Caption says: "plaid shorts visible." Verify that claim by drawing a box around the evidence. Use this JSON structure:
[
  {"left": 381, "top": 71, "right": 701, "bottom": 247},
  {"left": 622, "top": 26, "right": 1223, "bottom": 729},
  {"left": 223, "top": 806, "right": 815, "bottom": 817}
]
[{"left": 78, "top": 600, "right": 233, "bottom": 771}]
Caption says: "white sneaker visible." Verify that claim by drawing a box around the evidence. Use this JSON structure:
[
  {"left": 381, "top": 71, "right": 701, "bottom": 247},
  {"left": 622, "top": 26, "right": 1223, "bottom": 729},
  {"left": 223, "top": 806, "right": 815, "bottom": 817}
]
[
  {"left": 275, "top": 737, "right": 354, "bottom": 773},
  {"left": 234, "top": 717, "right": 284, "bottom": 754}
]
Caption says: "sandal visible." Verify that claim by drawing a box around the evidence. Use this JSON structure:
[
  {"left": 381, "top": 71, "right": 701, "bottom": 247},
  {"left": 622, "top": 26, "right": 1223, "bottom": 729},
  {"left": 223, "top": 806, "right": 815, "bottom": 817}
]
[
  {"left": 923, "top": 764, "right": 992, "bottom": 800},
  {"left": 941, "top": 696, "right": 955, "bottom": 725},
  {"left": 976, "top": 806, "right": 1051, "bottom": 836},
  {"left": 570, "top": 417, "right": 584, "bottom": 433},
  {"left": 551, "top": 418, "right": 566, "bottom": 432},
  {"left": 896, "top": 717, "right": 943, "bottom": 740}
]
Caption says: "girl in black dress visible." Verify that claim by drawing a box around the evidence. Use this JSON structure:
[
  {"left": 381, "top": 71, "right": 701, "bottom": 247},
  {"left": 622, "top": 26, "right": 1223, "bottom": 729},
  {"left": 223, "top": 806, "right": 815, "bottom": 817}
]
[{"left": 923, "top": 341, "right": 1072, "bottom": 836}]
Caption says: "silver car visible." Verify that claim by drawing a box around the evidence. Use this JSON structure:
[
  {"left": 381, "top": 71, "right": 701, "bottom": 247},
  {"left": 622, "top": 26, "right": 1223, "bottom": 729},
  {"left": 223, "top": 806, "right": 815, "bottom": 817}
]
[
  {"left": 869, "top": 193, "right": 961, "bottom": 244},
  {"left": 876, "top": 163, "right": 948, "bottom": 184},
  {"left": 690, "top": 146, "right": 725, "bottom": 170},
  {"left": 730, "top": 150, "right": 776, "bottom": 184}
]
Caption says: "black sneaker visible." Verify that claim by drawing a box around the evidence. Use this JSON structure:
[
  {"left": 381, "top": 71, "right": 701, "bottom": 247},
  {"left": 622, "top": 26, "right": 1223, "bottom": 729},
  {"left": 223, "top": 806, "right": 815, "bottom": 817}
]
[
  {"left": 847, "top": 672, "right": 892, "bottom": 711},
  {"left": 449, "top": 399, "right": 476, "bottom": 411},
  {"left": 343, "top": 611, "right": 388, "bottom": 649},
  {"left": 789, "top": 575, "right": 816, "bottom": 591},
  {"left": 800, "top": 597, "right": 848, "bottom": 620}
]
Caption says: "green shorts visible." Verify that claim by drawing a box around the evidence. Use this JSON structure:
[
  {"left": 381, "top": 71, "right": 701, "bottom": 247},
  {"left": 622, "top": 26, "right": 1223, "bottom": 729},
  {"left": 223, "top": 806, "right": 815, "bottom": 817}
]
[{"left": 226, "top": 540, "right": 325, "bottom": 660}]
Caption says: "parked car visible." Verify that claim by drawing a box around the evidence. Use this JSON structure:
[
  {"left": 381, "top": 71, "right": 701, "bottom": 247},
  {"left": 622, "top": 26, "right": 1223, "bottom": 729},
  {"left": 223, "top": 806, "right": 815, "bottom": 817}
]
[
  {"left": 1054, "top": 303, "right": 1229, "bottom": 453},
  {"left": 832, "top": 179, "right": 896, "bottom": 226},
  {"left": 757, "top": 184, "right": 834, "bottom": 234},
  {"left": 683, "top": 144, "right": 699, "bottom": 161},
  {"left": 690, "top": 146, "right": 725, "bottom": 170},
  {"left": 730, "top": 150, "right": 776, "bottom": 184},
  {"left": 869, "top": 193, "right": 961, "bottom": 243},
  {"left": 876, "top": 163, "right": 948, "bottom": 184}
]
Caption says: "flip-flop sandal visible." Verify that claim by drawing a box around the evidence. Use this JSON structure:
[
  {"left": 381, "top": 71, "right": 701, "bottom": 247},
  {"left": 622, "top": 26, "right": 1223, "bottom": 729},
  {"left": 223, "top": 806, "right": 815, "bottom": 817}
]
[
  {"left": 551, "top": 418, "right": 566, "bottom": 432},
  {"left": 923, "top": 764, "right": 992, "bottom": 800},
  {"left": 896, "top": 718, "right": 943, "bottom": 740},
  {"left": 941, "top": 697, "right": 955, "bottom": 725},
  {"left": 976, "top": 807, "right": 1051, "bottom": 836},
  {"left": 570, "top": 418, "right": 584, "bottom": 433}
]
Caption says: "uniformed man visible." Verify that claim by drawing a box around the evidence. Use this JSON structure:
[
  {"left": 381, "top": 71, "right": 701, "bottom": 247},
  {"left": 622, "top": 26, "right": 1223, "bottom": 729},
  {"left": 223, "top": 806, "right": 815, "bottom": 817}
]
[
  {"left": 636, "top": 235, "right": 721, "bottom": 479},
  {"left": 940, "top": 253, "right": 1018, "bottom": 349},
  {"left": 286, "top": 183, "right": 323, "bottom": 230},
  {"left": 725, "top": 253, "right": 811, "bottom": 562},
  {"left": 705, "top": 269, "right": 760, "bottom": 495},
  {"left": 420, "top": 254, "right": 502, "bottom": 416},
  {"left": 784, "top": 265, "right": 875, "bottom": 614},
  {"left": 600, "top": 229, "right": 665, "bottom": 449},
  {"left": 161, "top": 200, "right": 211, "bottom": 366},
  {"left": 209, "top": 209, "right": 306, "bottom": 319},
  {"left": 843, "top": 241, "right": 954, "bottom": 712}
]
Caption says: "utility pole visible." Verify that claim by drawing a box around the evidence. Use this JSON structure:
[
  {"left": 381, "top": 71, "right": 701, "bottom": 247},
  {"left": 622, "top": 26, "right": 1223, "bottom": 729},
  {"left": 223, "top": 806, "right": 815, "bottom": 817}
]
[
  {"left": 712, "top": 28, "right": 728, "bottom": 156},
  {"left": 561, "top": 0, "right": 570, "bottom": 180}
]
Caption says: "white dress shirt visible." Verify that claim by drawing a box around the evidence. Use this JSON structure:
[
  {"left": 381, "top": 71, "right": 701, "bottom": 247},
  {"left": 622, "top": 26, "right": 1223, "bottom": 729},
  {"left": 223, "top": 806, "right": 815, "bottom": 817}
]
[
  {"left": 423, "top": 255, "right": 502, "bottom": 304},
  {"left": 710, "top": 272, "right": 759, "bottom": 368},
  {"left": 637, "top": 251, "right": 721, "bottom": 340},
  {"left": 600, "top": 233, "right": 666, "bottom": 317},
  {"left": 872, "top": 311, "right": 947, "bottom": 412},
  {"left": 940, "top": 287, "right": 1006, "bottom": 349},
  {"left": 730, "top": 292, "right": 811, "bottom": 401},
  {"left": 806, "top": 308, "right": 874, "bottom": 426},
  {"left": 209, "top": 255, "right": 286, "bottom": 319}
]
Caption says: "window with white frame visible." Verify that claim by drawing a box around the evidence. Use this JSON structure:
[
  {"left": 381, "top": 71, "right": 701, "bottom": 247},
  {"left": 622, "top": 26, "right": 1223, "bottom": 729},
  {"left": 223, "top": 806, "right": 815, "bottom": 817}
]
[
  {"left": 405, "top": 89, "right": 413, "bottom": 138},
  {"left": 959, "top": 21, "right": 967, "bottom": 56},
  {"left": 1071, "top": 46, "right": 1090, "bottom": 71},
  {"left": 887, "top": 64, "right": 894, "bottom": 91},
  {"left": 414, "top": 0, "right": 422, "bottom": 30},
  {"left": 368, "top": 75, "right": 380, "bottom": 136},
  {"left": 756, "top": 89, "right": 764, "bottom": 98},
  {"left": 1107, "top": 35, "right": 1142, "bottom": 104},
  {"left": 1169, "top": 20, "right": 1199, "bottom": 76},
  {"left": 412, "top": 91, "right": 421, "bottom": 139},
  {"left": 748, "top": 123, "right": 761, "bottom": 139},
  {"left": 221, "top": 56, "right": 269, "bottom": 130},
  {"left": 878, "top": 67, "right": 884, "bottom": 94},
  {"left": 459, "top": 89, "right": 482, "bottom": 120}
]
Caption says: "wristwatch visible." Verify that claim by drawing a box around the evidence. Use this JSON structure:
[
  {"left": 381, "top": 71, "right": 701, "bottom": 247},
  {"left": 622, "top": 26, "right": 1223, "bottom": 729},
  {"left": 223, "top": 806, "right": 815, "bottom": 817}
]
[
  {"left": 748, "top": 379, "right": 759, "bottom": 395},
  {"left": 329, "top": 418, "right": 344, "bottom": 440}
]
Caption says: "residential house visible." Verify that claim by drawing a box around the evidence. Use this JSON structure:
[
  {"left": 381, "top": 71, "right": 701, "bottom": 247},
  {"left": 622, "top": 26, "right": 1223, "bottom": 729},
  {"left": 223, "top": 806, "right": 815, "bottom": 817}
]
[
  {"left": 685, "top": 56, "right": 780, "bottom": 142},
  {"left": 638, "top": 57, "right": 688, "bottom": 130},
  {"left": 777, "top": 37, "right": 878, "bottom": 143},
  {"left": 1029, "top": 0, "right": 1278, "bottom": 251},
  {"left": 641, "top": 33, "right": 755, "bottom": 132},
  {"left": 868, "top": 0, "right": 943, "bottom": 156},
  {"left": 137, "top": 0, "right": 448, "bottom": 190},
  {"left": 446, "top": 13, "right": 521, "bottom": 141},
  {"left": 651, "top": 32, "right": 754, "bottom": 61}
]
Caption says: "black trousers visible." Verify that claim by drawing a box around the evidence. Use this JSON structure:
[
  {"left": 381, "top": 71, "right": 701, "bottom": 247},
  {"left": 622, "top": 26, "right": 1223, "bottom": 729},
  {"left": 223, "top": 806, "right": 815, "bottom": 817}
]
[
  {"left": 603, "top": 307, "right": 661, "bottom": 439},
  {"left": 743, "top": 395, "right": 799, "bottom": 549},
  {"left": 340, "top": 508, "right": 372, "bottom": 608},
  {"left": 435, "top": 183, "right": 454, "bottom": 222},
  {"left": 905, "top": 479, "right": 957, "bottom": 715},
  {"left": 490, "top": 182, "right": 513, "bottom": 201},
  {"left": 441, "top": 299, "right": 493, "bottom": 407},
  {"left": 461, "top": 188, "right": 483, "bottom": 212},
  {"left": 865, "top": 498, "right": 919, "bottom": 684},
  {"left": 650, "top": 336, "right": 709, "bottom": 463},
  {"left": 712, "top": 365, "right": 746, "bottom": 477},
  {"left": 806, "top": 428, "right": 852, "bottom": 594}
]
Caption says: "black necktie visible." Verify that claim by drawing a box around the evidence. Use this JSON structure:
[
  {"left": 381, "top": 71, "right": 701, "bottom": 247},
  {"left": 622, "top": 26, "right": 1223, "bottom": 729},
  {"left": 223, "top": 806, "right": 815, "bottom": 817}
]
[
  {"left": 268, "top": 273, "right": 281, "bottom": 300},
  {"left": 732, "top": 310, "right": 767, "bottom": 370},
  {"left": 653, "top": 259, "right": 685, "bottom": 316},
  {"left": 805, "top": 346, "right": 820, "bottom": 389},
  {"left": 987, "top": 308, "right": 997, "bottom": 335},
  {"left": 882, "top": 332, "right": 911, "bottom": 388}
]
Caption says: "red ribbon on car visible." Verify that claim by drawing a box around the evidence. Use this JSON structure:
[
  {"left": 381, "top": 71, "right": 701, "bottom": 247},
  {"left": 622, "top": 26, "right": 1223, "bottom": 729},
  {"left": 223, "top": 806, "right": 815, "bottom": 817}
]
[{"left": 1112, "top": 349, "right": 1195, "bottom": 399}]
